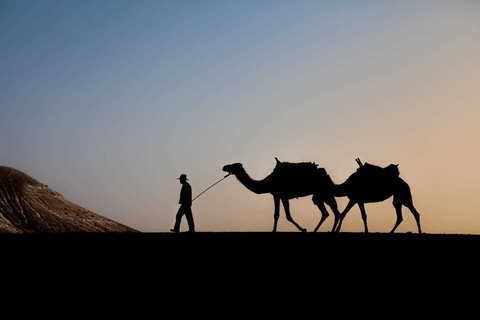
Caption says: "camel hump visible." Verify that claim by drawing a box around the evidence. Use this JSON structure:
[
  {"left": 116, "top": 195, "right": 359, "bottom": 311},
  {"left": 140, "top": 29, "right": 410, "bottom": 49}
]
[
  {"left": 357, "top": 162, "right": 400, "bottom": 178},
  {"left": 273, "top": 158, "right": 319, "bottom": 176}
]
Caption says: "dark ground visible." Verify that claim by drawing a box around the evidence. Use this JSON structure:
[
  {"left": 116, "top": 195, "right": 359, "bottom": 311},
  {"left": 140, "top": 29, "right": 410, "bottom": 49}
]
[
  {"left": 3, "top": 231, "right": 479, "bottom": 267},
  {"left": 2, "top": 232, "right": 477, "bottom": 314}
]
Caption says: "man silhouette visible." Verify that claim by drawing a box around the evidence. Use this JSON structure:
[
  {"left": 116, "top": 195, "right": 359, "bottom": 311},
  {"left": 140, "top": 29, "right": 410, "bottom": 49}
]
[{"left": 171, "top": 174, "right": 195, "bottom": 233}]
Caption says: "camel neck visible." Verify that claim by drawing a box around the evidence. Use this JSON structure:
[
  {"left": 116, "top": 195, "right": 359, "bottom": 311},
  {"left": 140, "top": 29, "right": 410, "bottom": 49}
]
[{"left": 235, "top": 168, "right": 271, "bottom": 195}]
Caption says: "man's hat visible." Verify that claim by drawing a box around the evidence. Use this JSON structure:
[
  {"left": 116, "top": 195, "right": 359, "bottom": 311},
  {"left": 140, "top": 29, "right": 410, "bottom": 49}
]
[{"left": 177, "top": 174, "right": 188, "bottom": 180}]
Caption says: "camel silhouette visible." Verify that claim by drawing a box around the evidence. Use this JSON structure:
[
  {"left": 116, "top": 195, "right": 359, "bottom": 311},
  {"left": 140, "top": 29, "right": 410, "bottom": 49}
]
[
  {"left": 222, "top": 158, "right": 341, "bottom": 232},
  {"left": 332, "top": 159, "right": 422, "bottom": 234}
]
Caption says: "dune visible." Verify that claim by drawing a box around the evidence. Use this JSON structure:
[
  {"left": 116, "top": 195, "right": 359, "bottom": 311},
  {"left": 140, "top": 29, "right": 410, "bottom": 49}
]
[{"left": 0, "top": 166, "right": 137, "bottom": 233}]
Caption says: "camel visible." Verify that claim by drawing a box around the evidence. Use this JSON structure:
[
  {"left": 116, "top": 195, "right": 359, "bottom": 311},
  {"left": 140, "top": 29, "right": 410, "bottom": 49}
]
[
  {"left": 222, "top": 158, "right": 341, "bottom": 232},
  {"left": 332, "top": 159, "right": 422, "bottom": 234}
]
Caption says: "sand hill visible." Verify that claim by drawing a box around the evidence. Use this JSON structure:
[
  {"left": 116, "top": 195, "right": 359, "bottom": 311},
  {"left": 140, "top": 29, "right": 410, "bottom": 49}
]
[{"left": 0, "top": 166, "right": 137, "bottom": 233}]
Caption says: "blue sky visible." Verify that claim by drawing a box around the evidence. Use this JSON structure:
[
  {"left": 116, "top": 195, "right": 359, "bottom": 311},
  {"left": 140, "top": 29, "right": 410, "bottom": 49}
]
[{"left": 1, "top": 1, "right": 479, "bottom": 233}]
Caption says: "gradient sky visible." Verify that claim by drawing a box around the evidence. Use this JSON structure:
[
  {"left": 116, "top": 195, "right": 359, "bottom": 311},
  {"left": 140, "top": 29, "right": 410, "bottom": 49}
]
[{"left": 1, "top": 1, "right": 479, "bottom": 233}]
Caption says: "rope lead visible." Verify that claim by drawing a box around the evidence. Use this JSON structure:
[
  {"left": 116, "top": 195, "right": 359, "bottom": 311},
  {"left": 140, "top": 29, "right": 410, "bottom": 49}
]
[{"left": 192, "top": 173, "right": 232, "bottom": 202}]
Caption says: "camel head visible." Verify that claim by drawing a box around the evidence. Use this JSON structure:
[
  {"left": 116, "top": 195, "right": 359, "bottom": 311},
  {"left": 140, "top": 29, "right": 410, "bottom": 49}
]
[{"left": 222, "top": 163, "right": 243, "bottom": 175}]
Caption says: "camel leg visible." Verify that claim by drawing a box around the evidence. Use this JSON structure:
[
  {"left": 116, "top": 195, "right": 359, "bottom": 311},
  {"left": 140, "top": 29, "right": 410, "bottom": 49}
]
[
  {"left": 358, "top": 202, "right": 369, "bottom": 233},
  {"left": 335, "top": 199, "right": 356, "bottom": 233},
  {"left": 313, "top": 201, "right": 329, "bottom": 232},
  {"left": 390, "top": 202, "right": 403, "bottom": 233},
  {"left": 273, "top": 196, "right": 280, "bottom": 232},
  {"left": 281, "top": 198, "right": 306, "bottom": 232},
  {"left": 325, "top": 196, "right": 341, "bottom": 232},
  {"left": 406, "top": 204, "right": 422, "bottom": 234},
  {"left": 393, "top": 178, "right": 422, "bottom": 233}
]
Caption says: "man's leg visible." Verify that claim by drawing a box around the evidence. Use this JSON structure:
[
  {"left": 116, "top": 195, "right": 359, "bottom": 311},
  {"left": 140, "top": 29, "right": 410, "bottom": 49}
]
[
  {"left": 172, "top": 206, "right": 185, "bottom": 232},
  {"left": 184, "top": 206, "right": 195, "bottom": 232}
]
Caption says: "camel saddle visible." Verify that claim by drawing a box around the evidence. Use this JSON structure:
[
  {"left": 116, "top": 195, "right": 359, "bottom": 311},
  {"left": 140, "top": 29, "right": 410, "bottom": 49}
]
[
  {"left": 273, "top": 157, "right": 326, "bottom": 177},
  {"left": 356, "top": 162, "right": 400, "bottom": 179}
]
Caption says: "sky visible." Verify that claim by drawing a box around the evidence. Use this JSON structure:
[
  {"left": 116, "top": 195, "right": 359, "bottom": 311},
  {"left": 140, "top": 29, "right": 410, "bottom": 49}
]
[{"left": 1, "top": 0, "right": 479, "bottom": 233}]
